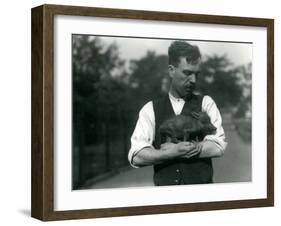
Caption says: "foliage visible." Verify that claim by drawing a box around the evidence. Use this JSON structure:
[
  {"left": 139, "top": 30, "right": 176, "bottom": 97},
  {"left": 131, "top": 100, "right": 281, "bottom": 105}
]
[
  {"left": 129, "top": 51, "right": 169, "bottom": 103},
  {"left": 73, "top": 35, "right": 128, "bottom": 144},
  {"left": 197, "top": 55, "right": 243, "bottom": 109}
]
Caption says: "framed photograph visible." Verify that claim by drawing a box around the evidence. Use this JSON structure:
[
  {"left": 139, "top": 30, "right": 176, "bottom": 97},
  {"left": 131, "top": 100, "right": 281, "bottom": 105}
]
[{"left": 31, "top": 4, "right": 274, "bottom": 221}]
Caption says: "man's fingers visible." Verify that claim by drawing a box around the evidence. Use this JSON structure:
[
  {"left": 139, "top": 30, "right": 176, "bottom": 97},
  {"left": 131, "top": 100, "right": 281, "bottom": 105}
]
[
  {"left": 181, "top": 142, "right": 195, "bottom": 147},
  {"left": 178, "top": 144, "right": 197, "bottom": 153},
  {"left": 186, "top": 146, "right": 200, "bottom": 154},
  {"left": 184, "top": 148, "right": 200, "bottom": 158},
  {"left": 187, "top": 149, "right": 200, "bottom": 156}
]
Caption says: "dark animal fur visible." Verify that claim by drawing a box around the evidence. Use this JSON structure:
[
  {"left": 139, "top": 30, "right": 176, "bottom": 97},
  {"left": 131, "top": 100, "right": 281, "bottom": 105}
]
[{"left": 159, "top": 112, "right": 216, "bottom": 143}]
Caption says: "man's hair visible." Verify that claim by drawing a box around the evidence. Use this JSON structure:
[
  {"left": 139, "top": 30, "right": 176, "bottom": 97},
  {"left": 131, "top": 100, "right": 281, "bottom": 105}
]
[{"left": 168, "top": 41, "right": 201, "bottom": 67}]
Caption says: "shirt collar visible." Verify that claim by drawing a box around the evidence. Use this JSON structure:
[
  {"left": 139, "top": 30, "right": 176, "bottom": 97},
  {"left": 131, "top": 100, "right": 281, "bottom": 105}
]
[{"left": 168, "top": 92, "right": 185, "bottom": 103}]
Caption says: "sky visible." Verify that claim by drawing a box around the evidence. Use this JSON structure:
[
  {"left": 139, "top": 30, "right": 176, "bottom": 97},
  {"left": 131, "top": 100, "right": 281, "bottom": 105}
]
[{"left": 99, "top": 36, "right": 252, "bottom": 67}]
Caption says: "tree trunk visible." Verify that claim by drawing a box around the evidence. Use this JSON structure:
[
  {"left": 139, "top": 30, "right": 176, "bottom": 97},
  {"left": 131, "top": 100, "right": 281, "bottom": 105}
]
[
  {"left": 122, "top": 121, "right": 128, "bottom": 164},
  {"left": 104, "top": 122, "right": 111, "bottom": 172},
  {"left": 77, "top": 115, "right": 86, "bottom": 188}
]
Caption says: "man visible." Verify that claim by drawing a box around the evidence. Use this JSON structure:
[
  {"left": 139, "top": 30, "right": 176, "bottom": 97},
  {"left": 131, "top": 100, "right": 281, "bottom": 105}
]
[{"left": 128, "top": 41, "right": 227, "bottom": 186}]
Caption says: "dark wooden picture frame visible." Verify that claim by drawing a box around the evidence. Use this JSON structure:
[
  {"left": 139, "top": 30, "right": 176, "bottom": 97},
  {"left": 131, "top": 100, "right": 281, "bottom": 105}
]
[{"left": 31, "top": 4, "right": 274, "bottom": 221}]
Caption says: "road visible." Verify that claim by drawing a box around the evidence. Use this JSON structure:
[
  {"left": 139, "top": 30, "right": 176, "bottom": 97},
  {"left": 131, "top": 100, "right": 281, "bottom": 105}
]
[{"left": 83, "top": 127, "right": 251, "bottom": 189}]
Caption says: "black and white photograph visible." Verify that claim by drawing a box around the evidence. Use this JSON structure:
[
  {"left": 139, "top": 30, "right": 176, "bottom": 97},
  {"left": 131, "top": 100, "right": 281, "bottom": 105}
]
[
  {"left": 30, "top": 4, "right": 273, "bottom": 221},
  {"left": 72, "top": 35, "right": 252, "bottom": 190}
]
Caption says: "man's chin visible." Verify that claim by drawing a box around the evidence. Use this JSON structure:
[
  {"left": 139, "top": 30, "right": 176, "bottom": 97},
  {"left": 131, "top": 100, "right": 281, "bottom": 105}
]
[{"left": 184, "top": 90, "right": 193, "bottom": 99}]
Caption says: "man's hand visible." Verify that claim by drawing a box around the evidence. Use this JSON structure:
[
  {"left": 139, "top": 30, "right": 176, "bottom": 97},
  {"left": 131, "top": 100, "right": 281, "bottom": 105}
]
[
  {"left": 181, "top": 141, "right": 202, "bottom": 159},
  {"left": 160, "top": 142, "right": 197, "bottom": 159}
]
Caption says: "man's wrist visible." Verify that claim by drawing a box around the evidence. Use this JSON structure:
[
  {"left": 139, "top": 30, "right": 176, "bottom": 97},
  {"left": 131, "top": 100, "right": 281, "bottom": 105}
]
[
  {"left": 195, "top": 141, "right": 203, "bottom": 158},
  {"left": 197, "top": 140, "right": 224, "bottom": 158},
  {"left": 159, "top": 142, "right": 178, "bottom": 159}
]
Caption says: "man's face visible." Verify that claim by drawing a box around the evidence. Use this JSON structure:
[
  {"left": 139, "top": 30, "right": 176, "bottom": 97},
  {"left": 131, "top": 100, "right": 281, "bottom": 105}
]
[{"left": 169, "top": 56, "right": 201, "bottom": 99}]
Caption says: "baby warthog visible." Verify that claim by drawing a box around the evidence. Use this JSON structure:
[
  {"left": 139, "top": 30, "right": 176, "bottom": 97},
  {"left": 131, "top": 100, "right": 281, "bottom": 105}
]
[{"left": 159, "top": 112, "right": 217, "bottom": 143}]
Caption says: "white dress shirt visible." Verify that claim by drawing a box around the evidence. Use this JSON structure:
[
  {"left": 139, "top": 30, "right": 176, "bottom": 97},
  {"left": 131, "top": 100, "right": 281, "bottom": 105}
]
[{"left": 128, "top": 93, "right": 227, "bottom": 167}]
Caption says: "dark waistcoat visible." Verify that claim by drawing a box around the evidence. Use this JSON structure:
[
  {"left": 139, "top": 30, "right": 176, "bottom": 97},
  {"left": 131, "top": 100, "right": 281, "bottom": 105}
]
[{"left": 152, "top": 94, "right": 213, "bottom": 186}]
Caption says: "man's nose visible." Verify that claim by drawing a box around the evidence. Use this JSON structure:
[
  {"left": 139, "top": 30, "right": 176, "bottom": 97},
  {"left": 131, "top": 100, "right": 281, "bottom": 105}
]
[{"left": 189, "top": 74, "right": 196, "bottom": 83}]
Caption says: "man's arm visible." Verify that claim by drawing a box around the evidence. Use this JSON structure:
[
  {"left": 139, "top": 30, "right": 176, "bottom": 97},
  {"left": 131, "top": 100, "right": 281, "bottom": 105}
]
[
  {"left": 182, "top": 96, "right": 227, "bottom": 159},
  {"left": 200, "top": 96, "right": 227, "bottom": 158},
  {"left": 132, "top": 142, "right": 199, "bottom": 167},
  {"left": 196, "top": 140, "right": 224, "bottom": 158},
  {"left": 128, "top": 101, "right": 155, "bottom": 167}
]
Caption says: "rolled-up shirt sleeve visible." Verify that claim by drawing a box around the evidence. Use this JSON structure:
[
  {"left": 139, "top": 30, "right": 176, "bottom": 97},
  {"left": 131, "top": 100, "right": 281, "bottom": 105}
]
[
  {"left": 128, "top": 101, "right": 155, "bottom": 168},
  {"left": 202, "top": 95, "right": 228, "bottom": 154}
]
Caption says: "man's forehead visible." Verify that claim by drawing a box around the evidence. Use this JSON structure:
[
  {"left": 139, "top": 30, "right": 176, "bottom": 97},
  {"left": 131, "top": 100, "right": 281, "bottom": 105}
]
[{"left": 178, "top": 56, "right": 201, "bottom": 68}]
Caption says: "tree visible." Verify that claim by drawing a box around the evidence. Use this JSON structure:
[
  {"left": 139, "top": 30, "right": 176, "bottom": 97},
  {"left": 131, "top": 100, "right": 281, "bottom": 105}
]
[
  {"left": 233, "top": 62, "right": 252, "bottom": 118},
  {"left": 72, "top": 35, "right": 126, "bottom": 188},
  {"left": 197, "top": 54, "right": 243, "bottom": 110},
  {"left": 129, "top": 51, "right": 169, "bottom": 106}
]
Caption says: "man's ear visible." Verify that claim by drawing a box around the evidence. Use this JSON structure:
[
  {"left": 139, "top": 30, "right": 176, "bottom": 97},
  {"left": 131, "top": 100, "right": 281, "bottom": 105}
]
[{"left": 168, "top": 65, "right": 175, "bottom": 78}]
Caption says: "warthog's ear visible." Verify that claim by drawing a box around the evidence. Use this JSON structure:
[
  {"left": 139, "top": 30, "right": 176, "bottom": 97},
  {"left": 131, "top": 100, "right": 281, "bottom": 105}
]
[
  {"left": 190, "top": 111, "right": 200, "bottom": 119},
  {"left": 199, "top": 112, "right": 212, "bottom": 123}
]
